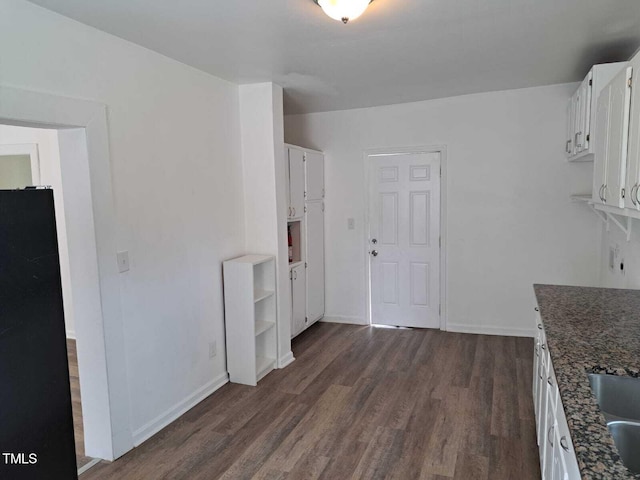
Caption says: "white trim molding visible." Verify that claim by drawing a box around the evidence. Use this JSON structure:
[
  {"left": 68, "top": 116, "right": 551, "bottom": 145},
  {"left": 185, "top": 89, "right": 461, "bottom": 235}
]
[
  {"left": 278, "top": 351, "right": 295, "bottom": 369},
  {"left": 321, "top": 315, "right": 368, "bottom": 326},
  {"left": 132, "top": 372, "right": 229, "bottom": 447},
  {"left": 447, "top": 323, "right": 536, "bottom": 338}
]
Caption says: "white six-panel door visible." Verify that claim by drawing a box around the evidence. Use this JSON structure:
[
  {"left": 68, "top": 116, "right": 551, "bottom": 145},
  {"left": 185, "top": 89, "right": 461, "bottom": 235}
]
[{"left": 368, "top": 152, "right": 441, "bottom": 328}]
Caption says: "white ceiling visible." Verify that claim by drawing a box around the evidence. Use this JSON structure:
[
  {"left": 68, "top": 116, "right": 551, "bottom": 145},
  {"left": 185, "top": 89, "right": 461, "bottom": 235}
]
[{"left": 27, "top": 0, "right": 640, "bottom": 114}]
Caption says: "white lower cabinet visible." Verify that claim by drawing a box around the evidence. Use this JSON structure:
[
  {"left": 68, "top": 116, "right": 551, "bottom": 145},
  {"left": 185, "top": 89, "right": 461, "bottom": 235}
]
[
  {"left": 533, "top": 307, "right": 581, "bottom": 480},
  {"left": 291, "top": 264, "right": 306, "bottom": 337}
]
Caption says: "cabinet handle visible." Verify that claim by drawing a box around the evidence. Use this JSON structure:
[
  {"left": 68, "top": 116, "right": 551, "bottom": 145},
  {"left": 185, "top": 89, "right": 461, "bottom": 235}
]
[
  {"left": 599, "top": 184, "right": 604, "bottom": 202},
  {"left": 602, "top": 185, "right": 607, "bottom": 203},
  {"left": 631, "top": 184, "right": 638, "bottom": 206},
  {"left": 547, "top": 376, "right": 553, "bottom": 386},
  {"left": 560, "top": 436, "right": 570, "bottom": 452},
  {"left": 548, "top": 426, "right": 555, "bottom": 447},
  {"left": 541, "top": 343, "right": 546, "bottom": 350},
  {"left": 534, "top": 307, "right": 539, "bottom": 312},
  {"left": 293, "top": 207, "right": 296, "bottom": 217},
  {"left": 566, "top": 139, "right": 572, "bottom": 154},
  {"left": 537, "top": 323, "right": 543, "bottom": 330},
  {"left": 634, "top": 184, "right": 640, "bottom": 206},
  {"left": 288, "top": 207, "right": 292, "bottom": 217}
]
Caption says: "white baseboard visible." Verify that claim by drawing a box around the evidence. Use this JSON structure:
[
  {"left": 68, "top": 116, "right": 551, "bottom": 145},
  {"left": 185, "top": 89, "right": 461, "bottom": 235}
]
[
  {"left": 66, "top": 329, "right": 76, "bottom": 340},
  {"left": 132, "top": 371, "right": 229, "bottom": 447},
  {"left": 446, "top": 323, "right": 535, "bottom": 338},
  {"left": 321, "top": 315, "right": 368, "bottom": 326},
  {"left": 278, "top": 351, "right": 295, "bottom": 369}
]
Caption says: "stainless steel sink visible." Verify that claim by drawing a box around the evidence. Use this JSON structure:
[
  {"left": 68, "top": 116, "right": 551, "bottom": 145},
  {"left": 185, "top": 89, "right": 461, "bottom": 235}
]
[
  {"left": 608, "top": 422, "right": 640, "bottom": 474},
  {"left": 588, "top": 374, "right": 640, "bottom": 474},
  {"left": 588, "top": 373, "right": 640, "bottom": 422}
]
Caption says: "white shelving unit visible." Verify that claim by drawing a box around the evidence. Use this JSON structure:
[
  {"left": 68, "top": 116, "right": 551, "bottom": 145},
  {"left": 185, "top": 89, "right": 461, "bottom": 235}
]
[{"left": 223, "top": 254, "right": 277, "bottom": 386}]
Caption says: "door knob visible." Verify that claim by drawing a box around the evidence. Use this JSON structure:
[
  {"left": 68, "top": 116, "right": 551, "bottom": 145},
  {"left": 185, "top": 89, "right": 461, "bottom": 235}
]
[{"left": 371, "top": 250, "right": 378, "bottom": 257}]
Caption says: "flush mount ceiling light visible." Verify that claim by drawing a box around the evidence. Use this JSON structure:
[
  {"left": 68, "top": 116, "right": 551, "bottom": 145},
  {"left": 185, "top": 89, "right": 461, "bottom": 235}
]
[{"left": 313, "top": 0, "right": 374, "bottom": 24}]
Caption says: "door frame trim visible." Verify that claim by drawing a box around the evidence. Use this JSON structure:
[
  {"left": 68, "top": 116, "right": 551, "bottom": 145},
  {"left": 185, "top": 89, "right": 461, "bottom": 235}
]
[
  {"left": 0, "top": 85, "right": 133, "bottom": 460},
  {"left": 363, "top": 145, "right": 447, "bottom": 331}
]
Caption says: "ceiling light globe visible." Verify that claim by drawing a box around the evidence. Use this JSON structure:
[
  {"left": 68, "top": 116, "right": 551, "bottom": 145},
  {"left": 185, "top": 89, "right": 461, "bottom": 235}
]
[{"left": 316, "top": 0, "right": 372, "bottom": 23}]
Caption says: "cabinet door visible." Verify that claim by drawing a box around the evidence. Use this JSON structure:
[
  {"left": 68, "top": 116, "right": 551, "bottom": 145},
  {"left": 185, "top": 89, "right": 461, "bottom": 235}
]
[
  {"left": 305, "top": 151, "right": 324, "bottom": 202},
  {"left": 305, "top": 202, "right": 325, "bottom": 323},
  {"left": 592, "top": 83, "right": 611, "bottom": 204},
  {"left": 289, "top": 148, "right": 305, "bottom": 219},
  {"left": 573, "top": 89, "right": 583, "bottom": 155},
  {"left": 626, "top": 56, "right": 640, "bottom": 209},
  {"left": 566, "top": 99, "right": 574, "bottom": 157},
  {"left": 604, "top": 66, "right": 632, "bottom": 208},
  {"left": 291, "top": 265, "right": 306, "bottom": 337},
  {"left": 577, "top": 74, "right": 592, "bottom": 153},
  {"left": 543, "top": 389, "right": 556, "bottom": 480}
]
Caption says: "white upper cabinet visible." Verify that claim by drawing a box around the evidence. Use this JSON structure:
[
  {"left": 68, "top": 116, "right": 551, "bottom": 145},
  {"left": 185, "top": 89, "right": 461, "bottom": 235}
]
[
  {"left": 287, "top": 147, "right": 305, "bottom": 219},
  {"left": 593, "top": 66, "right": 632, "bottom": 208},
  {"left": 566, "top": 63, "right": 626, "bottom": 161},
  {"left": 305, "top": 151, "right": 325, "bottom": 202},
  {"left": 604, "top": 67, "right": 633, "bottom": 208},
  {"left": 592, "top": 83, "right": 611, "bottom": 205},
  {"left": 626, "top": 52, "right": 640, "bottom": 210}
]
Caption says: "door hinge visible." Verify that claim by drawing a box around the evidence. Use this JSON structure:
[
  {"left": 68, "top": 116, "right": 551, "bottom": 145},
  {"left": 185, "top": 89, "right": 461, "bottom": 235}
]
[
  {"left": 289, "top": 270, "right": 293, "bottom": 280},
  {"left": 322, "top": 203, "right": 325, "bottom": 212},
  {"left": 629, "top": 76, "right": 633, "bottom": 88},
  {"left": 622, "top": 188, "right": 626, "bottom": 199},
  {"left": 304, "top": 206, "right": 307, "bottom": 213},
  {"left": 586, "top": 134, "right": 590, "bottom": 142},
  {"left": 305, "top": 262, "right": 308, "bottom": 268},
  {"left": 589, "top": 79, "right": 593, "bottom": 86},
  {"left": 304, "top": 190, "right": 307, "bottom": 198},
  {"left": 439, "top": 236, "right": 441, "bottom": 248},
  {"left": 303, "top": 153, "right": 307, "bottom": 162}
]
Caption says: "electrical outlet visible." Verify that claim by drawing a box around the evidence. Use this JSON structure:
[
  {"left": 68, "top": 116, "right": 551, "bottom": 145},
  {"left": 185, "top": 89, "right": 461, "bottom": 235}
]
[{"left": 209, "top": 341, "right": 217, "bottom": 358}]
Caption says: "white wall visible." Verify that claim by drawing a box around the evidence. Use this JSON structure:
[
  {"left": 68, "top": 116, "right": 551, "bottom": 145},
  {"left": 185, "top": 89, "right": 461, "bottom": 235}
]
[
  {"left": 0, "top": 0, "right": 245, "bottom": 448},
  {"left": 0, "top": 125, "right": 76, "bottom": 338},
  {"left": 239, "top": 83, "right": 292, "bottom": 367},
  {"left": 598, "top": 218, "right": 640, "bottom": 289},
  {"left": 285, "top": 84, "right": 600, "bottom": 336}
]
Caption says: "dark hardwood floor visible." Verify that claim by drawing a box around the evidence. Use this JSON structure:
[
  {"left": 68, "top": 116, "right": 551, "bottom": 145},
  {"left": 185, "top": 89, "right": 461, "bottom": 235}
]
[
  {"left": 67, "top": 339, "right": 94, "bottom": 470},
  {"left": 81, "top": 323, "right": 540, "bottom": 480}
]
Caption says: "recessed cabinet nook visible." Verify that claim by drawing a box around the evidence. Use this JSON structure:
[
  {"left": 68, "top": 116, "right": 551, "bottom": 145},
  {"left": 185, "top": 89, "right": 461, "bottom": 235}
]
[
  {"left": 570, "top": 50, "right": 640, "bottom": 241},
  {"left": 286, "top": 144, "right": 325, "bottom": 339}
]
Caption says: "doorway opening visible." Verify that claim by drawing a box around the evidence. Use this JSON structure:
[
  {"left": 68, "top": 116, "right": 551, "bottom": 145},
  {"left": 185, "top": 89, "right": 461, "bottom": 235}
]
[
  {"left": 0, "top": 125, "right": 100, "bottom": 474},
  {"left": 364, "top": 147, "right": 447, "bottom": 330}
]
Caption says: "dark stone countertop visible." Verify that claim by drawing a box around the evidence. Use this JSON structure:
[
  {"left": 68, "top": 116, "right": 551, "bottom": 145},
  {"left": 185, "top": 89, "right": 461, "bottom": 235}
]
[{"left": 534, "top": 284, "right": 640, "bottom": 480}]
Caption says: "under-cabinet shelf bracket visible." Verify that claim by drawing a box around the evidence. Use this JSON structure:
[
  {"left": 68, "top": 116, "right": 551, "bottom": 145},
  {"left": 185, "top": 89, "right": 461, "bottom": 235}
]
[{"left": 606, "top": 211, "right": 633, "bottom": 241}]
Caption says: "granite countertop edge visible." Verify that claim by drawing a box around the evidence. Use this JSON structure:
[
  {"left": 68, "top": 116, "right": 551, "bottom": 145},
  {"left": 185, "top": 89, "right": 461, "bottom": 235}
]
[{"left": 534, "top": 283, "right": 640, "bottom": 480}]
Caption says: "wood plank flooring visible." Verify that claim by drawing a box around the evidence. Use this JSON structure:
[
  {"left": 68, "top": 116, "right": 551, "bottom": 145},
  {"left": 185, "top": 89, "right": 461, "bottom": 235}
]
[
  {"left": 67, "top": 339, "right": 95, "bottom": 470},
  {"left": 81, "top": 323, "right": 540, "bottom": 480}
]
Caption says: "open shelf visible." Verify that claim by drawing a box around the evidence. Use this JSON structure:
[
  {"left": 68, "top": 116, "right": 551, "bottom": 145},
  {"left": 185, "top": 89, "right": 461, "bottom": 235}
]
[
  {"left": 254, "top": 289, "right": 275, "bottom": 303},
  {"left": 255, "top": 319, "right": 275, "bottom": 337},
  {"left": 256, "top": 356, "right": 276, "bottom": 381},
  {"left": 288, "top": 221, "right": 302, "bottom": 265}
]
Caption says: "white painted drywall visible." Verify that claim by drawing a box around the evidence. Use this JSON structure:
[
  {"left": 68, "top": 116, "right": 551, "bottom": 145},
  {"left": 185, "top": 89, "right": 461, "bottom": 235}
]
[
  {"left": 239, "top": 83, "right": 292, "bottom": 366},
  {"left": 598, "top": 219, "right": 640, "bottom": 289},
  {"left": 285, "top": 84, "right": 600, "bottom": 336},
  {"left": 0, "top": 0, "right": 245, "bottom": 446},
  {"left": 0, "top": 125, "right": 76, "bottom": 339}
]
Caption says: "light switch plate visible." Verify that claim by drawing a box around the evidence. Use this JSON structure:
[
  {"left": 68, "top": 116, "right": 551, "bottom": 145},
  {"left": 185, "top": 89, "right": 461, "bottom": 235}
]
[{"left": 117, "top": 251, "right": 130, "bottom": 273}]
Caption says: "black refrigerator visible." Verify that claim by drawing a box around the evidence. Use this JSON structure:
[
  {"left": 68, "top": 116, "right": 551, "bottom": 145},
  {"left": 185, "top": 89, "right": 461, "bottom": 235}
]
[{"left": 0, "top": 189, "right": 78, "bottom": 479}]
